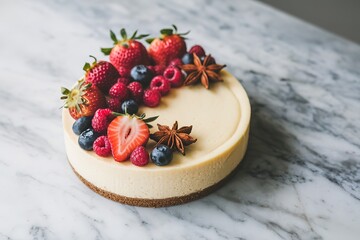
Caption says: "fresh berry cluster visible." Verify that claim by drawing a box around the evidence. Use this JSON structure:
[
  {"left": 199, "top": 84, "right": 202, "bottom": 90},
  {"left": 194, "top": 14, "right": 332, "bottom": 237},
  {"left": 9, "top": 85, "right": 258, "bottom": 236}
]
[{"left": 61, "top": 25, "right": 212, "bottom": 167}]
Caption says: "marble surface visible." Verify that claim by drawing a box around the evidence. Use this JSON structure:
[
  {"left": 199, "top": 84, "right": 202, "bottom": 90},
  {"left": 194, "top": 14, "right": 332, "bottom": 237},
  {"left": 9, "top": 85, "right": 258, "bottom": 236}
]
[{"left": 1, "top": 0, "right": 360, "bottom": 239}]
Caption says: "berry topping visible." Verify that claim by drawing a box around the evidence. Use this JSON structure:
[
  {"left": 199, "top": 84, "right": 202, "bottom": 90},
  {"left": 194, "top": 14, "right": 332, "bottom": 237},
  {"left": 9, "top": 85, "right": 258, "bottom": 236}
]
[
  {"left": 117, "top": 77, "right": 131, "bottom": 85},
  {"left": 168, "top": 58, "right": 183, "bottom": 67},
  {"left": 127, "top": 81, "right": 144, "bottom": 104},
  {"left": 61, "top": 80, "right": 106, "bottom": 120},
  {"left": 150, "top": 144, "right": 173, "bottom": 166},
  {"left": 78, "top": 128, "right": 100, "bottom": 151},
  {"left": 121, "top": 99, "right": 139, "bottom": 115},
  {"left": 189, "top": 45, "right": 206, "bottom": 58},
  {"left": 130, "top": 146, "right": 149, "bottom": 166},
  {"left": 200, "top": 55, "right": 216, "bottom": 65},
  {"left": 118, "top": 66, "right": 131, "bottom": 78},
  {"left": 107, "top": 115, "right": 150, "bottom": 162},
  {"left": 181, "top": 52, "right": 194, "bottom": 65},
  {"left": 147, "top": 25, "right": 188, "bottom": 66},
  {"left": 101, "top": 29, "right": 150, "bottom": 71},
  {"left": 106, "top": 97, "right": 122, "bottom": 112},
  {"left": 148, "top": 65, "right": 165, "bottom": 76},
  {"left": 130, "top": 65, "right": 153, "bottom": 86},
  {"left": 72, "top": 116, "right": 93, "bottom": 135},
  {"left": 163, "top": 66, "right": 183, "bottom": 88},
  {"left": 92, "top": 108, "right": 113, "bottom": 133},
  {"left": 150, "top": 76, "right": 171, "bottom": 96},
  {"left": 109, "top": 82, "right": 129, "bottom": 102},
  {"left": 143, "top": 89, "right": 161, "bottom": 107},
  {"left": 83, "top": 56, "right": 119, "bottom": 93},
  {"left": 93, "top": 136, "right": 112, "bottom": 157}
]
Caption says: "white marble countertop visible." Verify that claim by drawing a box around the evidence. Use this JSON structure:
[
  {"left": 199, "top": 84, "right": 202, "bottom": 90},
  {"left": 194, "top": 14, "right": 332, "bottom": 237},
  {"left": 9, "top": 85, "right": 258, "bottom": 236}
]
[{"left": 1, "top": 0, "right": 360, "bottom": 239}]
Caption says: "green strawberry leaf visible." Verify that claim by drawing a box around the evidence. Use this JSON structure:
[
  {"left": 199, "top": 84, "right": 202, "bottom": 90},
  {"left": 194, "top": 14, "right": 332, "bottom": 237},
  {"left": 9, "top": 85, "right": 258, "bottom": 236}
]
[
  {"left": 120, "top": 28, "right": 127, "bottom": 40},
  {"left": 146, "top": 38, "right": 155, "bottom": 44},
  {"left": 134, "top": 34, "right": 150, "bottom": 40},
  {"left": 146, "top": 123, "right": 153, "bottom": 129},
  {"left": 160, "top": 28, "right": 173, "bottom": 36},
  {"left": 89, "top": 55, "right": 97, "bottom": 64},
  {"left": 110, "top": 30, "right": 117, "bottom": 43},
  {"left": 130, "top": 30, "right": 138, "bottom": 39},
  {"left": 83, "top": 62, "right": 91, "bottom": 71},
  {"left": 61, "top": 87, "right": 70, "bottom": 95},
  {"left": 172, "top": 24, "right": 177, "bottom": 32},
  {"left": 143, "top": 115, "right": 159, "bottom": 123},
  {"left": 101, "top": 47, "right": 112, "bottom": 55}
]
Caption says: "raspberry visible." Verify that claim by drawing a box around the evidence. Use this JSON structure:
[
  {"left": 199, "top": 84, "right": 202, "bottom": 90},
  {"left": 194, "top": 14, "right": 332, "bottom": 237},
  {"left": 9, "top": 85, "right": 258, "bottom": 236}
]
[
  {"left": 109, "top": 82, "right": 129, "bottom": 101},
  {"left": 118, "top": 66, "right": 131, "bottom": 78},
  {"left": 127, "top": 81, "right": 144, "bottom": 103},
  {"left": 168, "top": 58, "right": 183, "bottom": 67},
  {"left": 92, "top": 108, "right": 113, "bottom": 133},
  {"left": 150, "top": 76, "right": 171, "bottom": 96},
  {"left": 148, "top": 65, "right": 165, "bottom": 76},
  {"left": 143, "top": 89, "right": 161, "bottom": 107},
  {"left": 163, "top": 66, "right": 183, "bottom": 88},
  {"left": 130, "top": 146, "right": 149, "bottom": 166},
  {"left": 93, "top": 136, "right": 111, "bottom": 157},
  {"left": 117, "top": 77, "right": 131, "bottom": 85},
  {"left": 106, "top": 97, "right": 121, "bottom": 112},
  {"left": 189, "top": 45, "right": 206, "bottom": 58}
]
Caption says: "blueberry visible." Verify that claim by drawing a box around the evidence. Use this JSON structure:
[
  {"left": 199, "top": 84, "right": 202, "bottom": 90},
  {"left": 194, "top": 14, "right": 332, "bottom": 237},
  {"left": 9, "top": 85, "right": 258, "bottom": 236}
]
[
  {"left": 151, "top": 144, "right": 173, "bottom": 166},
  {"left": 72, "top": 116, "right": 93, "bottom": 135},
  {"left": 121, "top": 99, "right": 138, "bottom": 115},
  {"left": 182, "top": 52, "right": 194, "bottom": 64},
  {"left": 130, "top": 65, "right": 153, "bottom": 86},
  {"left": 78, "top": 128, "right": 100, "bottom": 151}
]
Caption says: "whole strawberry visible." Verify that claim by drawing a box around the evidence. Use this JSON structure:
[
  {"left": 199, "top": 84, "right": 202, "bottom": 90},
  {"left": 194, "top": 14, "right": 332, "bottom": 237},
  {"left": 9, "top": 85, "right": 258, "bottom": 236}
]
[
  {"left": 83, "top": 55, "right": 119, "bottom": 93},
  {"left": 101, "top": 29, "right": 149, "bottom": 72},
  {"left": 147, "top": 25, "right": 188, "bottom": 66},
  {"left": 61, "top": 79, "right": 106, "bottom": 120}
]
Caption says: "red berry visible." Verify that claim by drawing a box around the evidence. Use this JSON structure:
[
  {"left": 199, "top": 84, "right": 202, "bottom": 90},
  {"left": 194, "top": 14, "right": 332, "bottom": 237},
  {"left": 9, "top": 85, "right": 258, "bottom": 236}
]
[
  {"left": 106, "top": 97, "right": 121, "bottom": 112},
  {"left": 163, "top": 66, "right": 183, "bottom": 88},
  {"left": 143, "top": 89, "right": 161, "bottom": 107},
  {"left": 93, "top": 136, "right": 112, "bottom": 157},
  {"left": 130, "top": 146, "right": 149, "bottom": 166},
  {"left": 117, "top": 77, "right": 131, "bottom": 85},
  {"left": 127, "top": 82, "right": 144, "bottom": 103},
  {"left": 148, "top": 65, "right": 166, "bottom": 76},
  {"left": 150, "top": 76, "right": 171, "bottom": 96},
  {"left": 189, "top": 45, "right": 206, "bottom": 58},
  {"left": 92, "top": 108, "right": 113, "bottom": 133},
  {"left": 84, "top": 59, "right": 120, "bottom": 93},
  {"left": 108, "top": 115, "right": 150, "bottom": 162},
  {"left": 168, "top": 58, "right": 183, "bottom": 67},
  {"left": 118, "top": 66, "right": 131, "bottom": 78},
  {"left": 109, "top": 82, "right": 129, "bottom": 101}
]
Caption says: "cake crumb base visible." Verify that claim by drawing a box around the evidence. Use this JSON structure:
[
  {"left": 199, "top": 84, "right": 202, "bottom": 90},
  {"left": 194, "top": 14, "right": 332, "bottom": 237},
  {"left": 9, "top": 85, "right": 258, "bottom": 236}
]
[{"left": 69, "top": 161, "right": 241, "bottom": 208}]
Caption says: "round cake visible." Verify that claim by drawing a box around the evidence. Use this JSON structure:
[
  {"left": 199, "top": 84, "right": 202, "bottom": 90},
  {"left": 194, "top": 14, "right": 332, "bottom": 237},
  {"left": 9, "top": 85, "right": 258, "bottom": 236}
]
[{"left": 63, "top": 71, "right": 250, "bottom": 207}]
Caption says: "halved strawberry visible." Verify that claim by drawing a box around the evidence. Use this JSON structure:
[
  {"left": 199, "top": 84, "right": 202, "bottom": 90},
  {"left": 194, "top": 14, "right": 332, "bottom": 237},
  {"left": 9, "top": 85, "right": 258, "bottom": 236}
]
[{"left": 107, "top": 115, "right": 150, "bottom": 162}]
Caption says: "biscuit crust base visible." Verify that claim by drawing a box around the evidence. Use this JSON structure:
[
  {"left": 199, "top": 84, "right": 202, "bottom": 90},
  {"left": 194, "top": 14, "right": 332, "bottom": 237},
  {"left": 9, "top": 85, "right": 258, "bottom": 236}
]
[{"left": 70, "top": 161, "right": 240, "bottom": 208}]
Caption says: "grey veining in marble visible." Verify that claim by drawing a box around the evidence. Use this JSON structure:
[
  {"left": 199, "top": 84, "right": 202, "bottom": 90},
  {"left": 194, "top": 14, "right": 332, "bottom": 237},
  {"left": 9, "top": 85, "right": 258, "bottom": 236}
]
[{"left": 0, "top": 0, "right": 360, "bottom": 239}]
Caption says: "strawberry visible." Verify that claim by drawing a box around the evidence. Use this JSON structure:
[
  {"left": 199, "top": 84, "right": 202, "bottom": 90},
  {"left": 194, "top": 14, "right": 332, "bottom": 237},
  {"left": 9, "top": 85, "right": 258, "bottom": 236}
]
[
  {"left": 147, "top": 25, "right": 188, "bottom": 66},
  {"left": 101, "top": 29, "right": 149, "bottom": 72},
  {"left": 61, "top": 80, "right": 106, "bottom": 120},
  {"left": 83, "top": 55, "right": 119, "bottom": 93},
  {"left": 107, "top": 114, "right": 158, "bottom": 162}
]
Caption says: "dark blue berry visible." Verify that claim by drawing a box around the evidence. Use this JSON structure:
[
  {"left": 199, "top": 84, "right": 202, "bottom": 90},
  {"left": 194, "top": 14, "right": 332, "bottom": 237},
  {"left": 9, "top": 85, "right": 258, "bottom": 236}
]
[
  {"left": 130, "top": 65, "right": 153, "bottom": 86},
  {"left": 182, "top": 52, "right": 194, "bottom": 64},
  {"left": 78, "top": 128, "right": 100, "bottom": 151},
  {"left": 150, "top": 144, "right": 173, "bottom": 166},
  {"left": 72, "top": 116, "right": 93, "bottom": 135},
  {"left": 121, "top": 99, "right": 138, "bottom": 115}
]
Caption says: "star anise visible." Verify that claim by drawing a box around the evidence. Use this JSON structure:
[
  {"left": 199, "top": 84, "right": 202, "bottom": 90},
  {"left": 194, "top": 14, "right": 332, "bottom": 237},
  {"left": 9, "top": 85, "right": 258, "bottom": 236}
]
[
  {"left": 181, "top": 54, "right": 226, "bottom": 89},
  {"left": 150, "top": 121, "right": 197, "bottom": 155}
]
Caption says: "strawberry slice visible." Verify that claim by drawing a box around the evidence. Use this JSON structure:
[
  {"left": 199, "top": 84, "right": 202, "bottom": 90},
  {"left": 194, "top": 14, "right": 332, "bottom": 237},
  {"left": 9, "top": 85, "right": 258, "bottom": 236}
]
[{"left": 107, "top": 115, "right": 149, "bottom": 162}]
